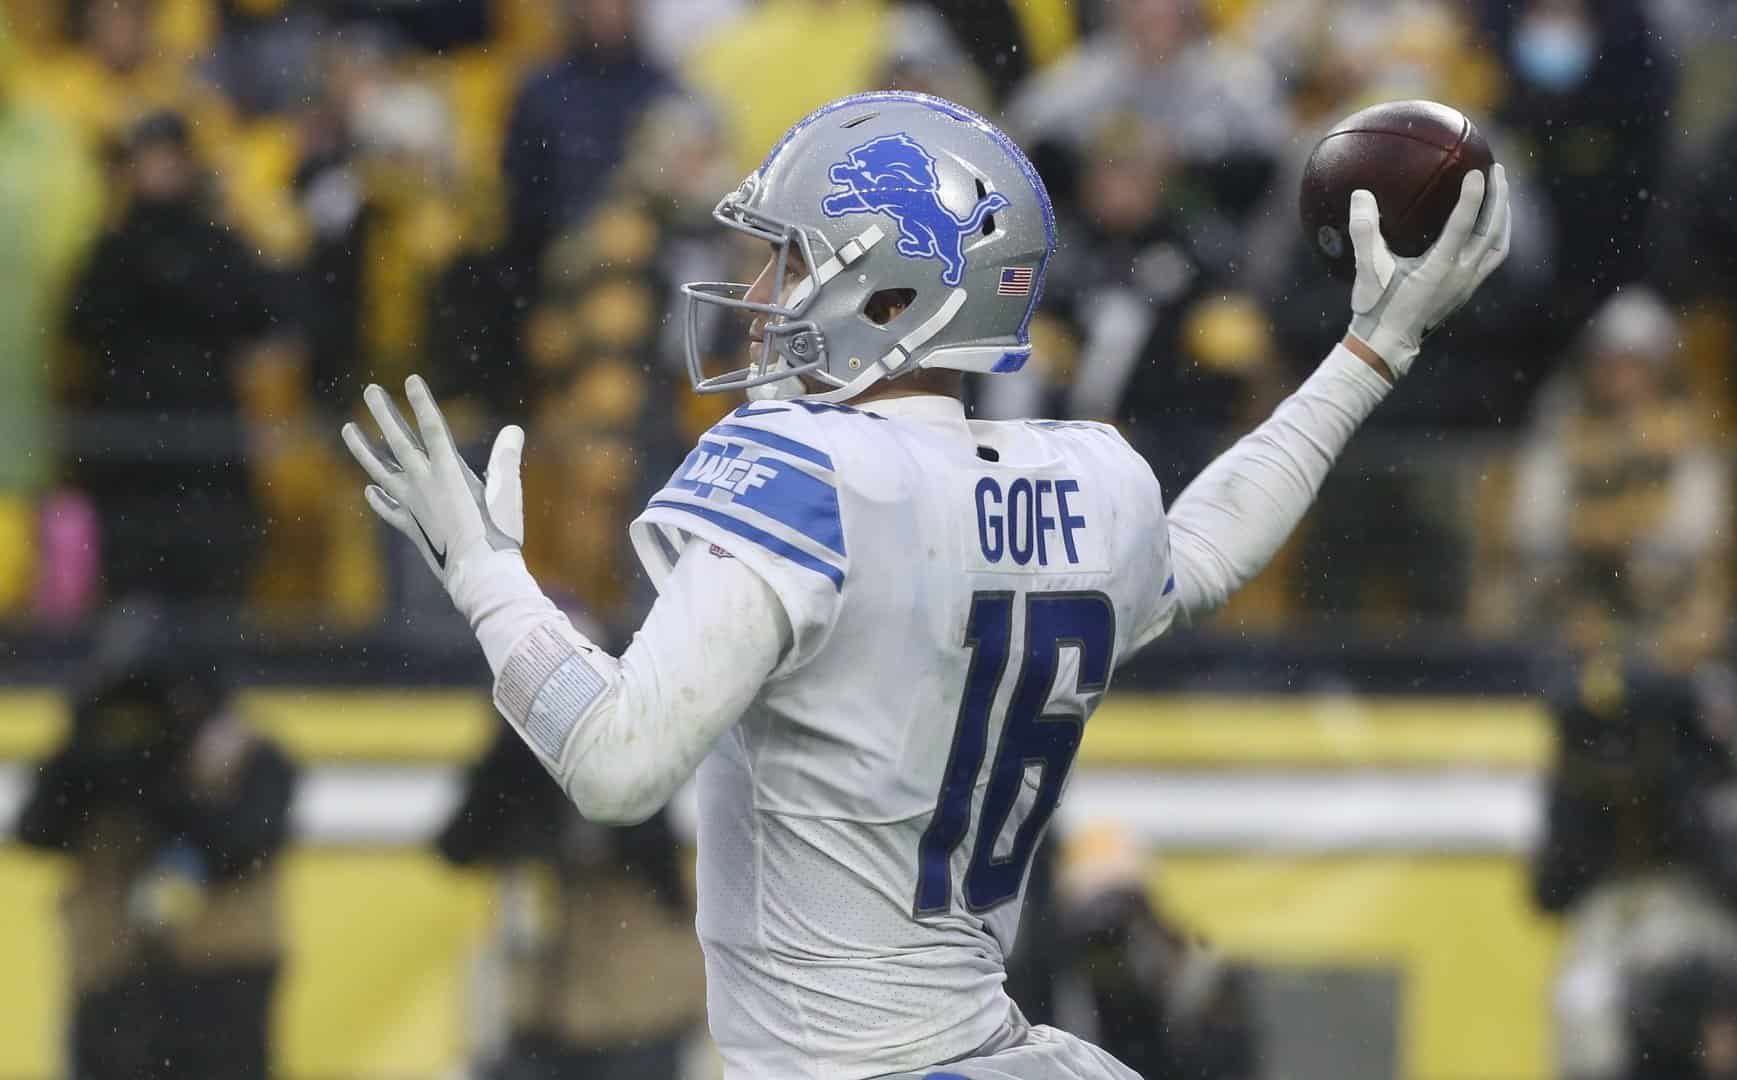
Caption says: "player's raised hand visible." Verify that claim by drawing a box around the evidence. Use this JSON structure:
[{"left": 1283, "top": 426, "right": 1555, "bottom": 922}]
[
  {"left": 1346, "top": 163, "right": 1510, "bottom": 378},
  {"left": 341, "top": 375, "right": 524, "bottom": 590}
]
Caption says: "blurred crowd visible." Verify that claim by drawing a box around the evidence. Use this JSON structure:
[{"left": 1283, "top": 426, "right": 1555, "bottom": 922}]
[
  {"left": 0, "top": 0, "right": 1733, "bottom": 664},
  {"left": 11, "top": 3, "right": 1737, "bottom": 1077},
  {"left": 19, "top": 607, "right": 1263, "bottom": 1080}
]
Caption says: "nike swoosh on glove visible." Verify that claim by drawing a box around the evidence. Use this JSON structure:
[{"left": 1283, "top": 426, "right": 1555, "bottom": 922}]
[
  {"left": 341, "top": 375, "right": 525, "bottom": 592},
  {"left": 1347, "top": 163, "right": 1511, "bottom": 378}
]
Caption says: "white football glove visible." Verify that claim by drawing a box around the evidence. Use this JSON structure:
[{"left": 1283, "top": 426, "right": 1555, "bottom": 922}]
[
  {"left": 1347, "top": 163, "right": 1511, "bottom": 378},
  {"left": 341, "top": 375, "right": 525, "bottom": 592}
]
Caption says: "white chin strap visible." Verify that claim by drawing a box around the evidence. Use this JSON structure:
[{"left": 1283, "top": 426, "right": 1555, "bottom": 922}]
[{"left": 800, "top": 287, "right": 971, "bottom": 405}]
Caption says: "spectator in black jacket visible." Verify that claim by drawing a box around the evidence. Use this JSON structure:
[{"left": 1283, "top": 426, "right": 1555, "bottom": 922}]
[
  {"left": 1534, "top": 659, "right": 1737, "bottom": 1080},
  {"left": 1627, "top": 957, "right": 1737, "bottom": 1080},
  {"left": 1050, "top": 827, "right": 1262, "bottom": 1080},
  {"left": 438, "top": 721, "right": 704, "bottom": 1080},
  {"left": 500, "top": 0, "right": 676, "bottom": 290},
  {"left": 66, "top": 110, "right": 279, "bottom": 604},
  {"left": 1486, "top": 0, "right": 1677, "bottom": 330},
  {"left": 997, "top": 113, "right": 1281, "bottom": 497},
  {"left": 17, "top": 633, "right": 296, "bottom": 1080}
]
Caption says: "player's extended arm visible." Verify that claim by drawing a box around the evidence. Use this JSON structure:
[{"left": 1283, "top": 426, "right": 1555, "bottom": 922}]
[
  {"left": 342, "top": 378, "right": 790, "bottom": 824},
  {"left": 1165, "top": 166, "right": 1510, "bottom": 621},
  {"left": 476, "top": 536, "right": 788, "bottom": 824}
]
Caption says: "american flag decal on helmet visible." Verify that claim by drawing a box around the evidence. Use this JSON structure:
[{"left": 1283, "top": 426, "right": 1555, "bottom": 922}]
[{"left": 997, "top": 266, "right": 1034, "bottom": 296}]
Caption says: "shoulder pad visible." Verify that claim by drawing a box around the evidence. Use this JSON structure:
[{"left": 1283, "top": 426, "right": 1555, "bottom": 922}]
[{"left": 643, "top": 402, "right": 848, "bottom": 589}]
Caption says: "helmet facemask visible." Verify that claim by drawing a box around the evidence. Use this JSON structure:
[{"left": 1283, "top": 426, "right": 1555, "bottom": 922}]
[
  {"left": 683, "top": 178, "right": 906, "bottom": 401},
  {"left": 682, "top": 181, "right": 832, "bottom": 399}
]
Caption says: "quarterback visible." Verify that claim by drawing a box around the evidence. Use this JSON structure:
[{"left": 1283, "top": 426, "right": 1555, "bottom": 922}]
[{"left": 343, "top": 92, "right": 1509, "bottom": 1079}]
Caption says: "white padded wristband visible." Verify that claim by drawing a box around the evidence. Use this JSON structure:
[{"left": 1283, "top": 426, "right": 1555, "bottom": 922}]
[{"left": 493, "top": 621, "right": 617, "bottom": 765}]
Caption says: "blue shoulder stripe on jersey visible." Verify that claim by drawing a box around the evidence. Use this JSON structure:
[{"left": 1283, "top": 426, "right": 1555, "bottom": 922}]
[
  {"left": 709, "top": 422, "right": 834, "bottom": 470},
  {"left": 647, "top": 499, "right": 845, "bottom": 590},
  {"left": 667, "top": 441, "right": 845, "bottom": 556}
]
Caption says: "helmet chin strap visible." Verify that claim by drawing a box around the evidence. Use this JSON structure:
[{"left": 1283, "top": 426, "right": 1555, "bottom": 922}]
[
  {"left": 789, "top": 288, "right": 970, "bottom": 405},
  {"left": 746, "top": 321, "right": 826, "bottom": 400},
  {"left": 801, "top": 364, "right": 893, "bottom": 405}
]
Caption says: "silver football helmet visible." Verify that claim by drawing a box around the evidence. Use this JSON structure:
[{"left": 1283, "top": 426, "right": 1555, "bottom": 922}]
[{"left": 682, "top": 91, "right": 1056, "bottom": 403}]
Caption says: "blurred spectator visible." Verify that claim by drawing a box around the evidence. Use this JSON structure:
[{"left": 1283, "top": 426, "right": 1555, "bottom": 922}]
[
  {"left": 0, "top": 27, "right": 105, "bottom": 614},
  {"left": 239, "top": 336, "right": 384, "bottom": 626},
  {"left": 1675, "top": 104, "right": 1737, "bottom": 306},
  {"left": 872, "top": 3, "right": 993, "bottom": 113},
  {"left": 610, "top": 96, "right": 739, "bottom": 383},
  {"left": 635, "top": 0, "right": 747, "bottom": 70},
  {"left": 438, "top": 722, "right": 704, "bottom": 1080},
  {"left": 16, "top": 625, "right": 296, "bottom": 1080},
  {"left": 1246, "top": 0, "right": 1504, "bottom": 126},
  {"left": 201, "top": 0, "right": 325, "bottom": 117},
  {"left": 686, "top": 0, "right": 890, "bottom": 173},
  {"left": 1051, "top": 826, "right": 1262, "bottom": 1080},
  {"left": 517, "top": 214, "right": 662, "bottom": 635},
  {"left": 65, "top": 110, "right": 281, "bottom": 605},
  {"left": 15, "top": 0, "right": 233, "bottom": 155},
  {"left": 1533, "top": 659, "right": 1737, "bottom": 1080},
  {"left": 1485, "top": 0, "right": 1677, "bottom": 326},
  {"left": 687, "top": 0, "right": 1080, "bottom": 173},
  {"left": 501, "top": 99, "right": 752, "bottom": 633},
  {"left": 989, "top": 112, "right": 1282, "bottom": 497},
  {"left": 1626, "top": 955, "right": 1737, "bottom": 1080},
  {"left": 900, "top": 0, "right": 1056, "bottom": 105},
  {"left": 332, "top": 0, "right": 490, "bottom": 53},
  {"left": 1008, "top": 0, "right": 1290, "bottom": 223},
  {"left": 1502, "top": 288, "right": 1729, "bottom": 670},
  {"left": 293, "top": 30, "right": 468, "bottom": 405},
  {"left": 501, "top": 0, "right": 674, "bottom": 283}
]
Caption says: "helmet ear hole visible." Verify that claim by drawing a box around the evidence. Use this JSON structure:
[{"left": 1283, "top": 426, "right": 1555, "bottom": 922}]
[
  {"left": 974, "top": 179, "right": 997, "bottom": 236},
  {"left": 863, "top": 288, "right": 917, "bottom": 326}
]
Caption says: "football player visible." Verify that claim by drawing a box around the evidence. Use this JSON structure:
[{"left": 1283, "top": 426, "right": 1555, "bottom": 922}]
[{"left": 343, "top": 92, "right": 1509, "bottom": 1079}]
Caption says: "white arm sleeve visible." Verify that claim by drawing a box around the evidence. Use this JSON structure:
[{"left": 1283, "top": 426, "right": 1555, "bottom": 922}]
[
  {"left": 455, "top": 538, "right": 790, "bottom": 824},
  {"left": 1165, "top": 343, "right": 1392, "bottom": 623}
]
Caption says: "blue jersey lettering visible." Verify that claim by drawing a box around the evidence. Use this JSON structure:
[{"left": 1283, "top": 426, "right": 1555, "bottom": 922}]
[{"left": 975, "top": 476, "right": 1087, "bottom": 567}]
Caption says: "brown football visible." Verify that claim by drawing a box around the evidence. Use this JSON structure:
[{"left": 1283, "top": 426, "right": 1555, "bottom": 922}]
[{"left": 1299, "top": 100, "right": 1494, "bottom": 282}]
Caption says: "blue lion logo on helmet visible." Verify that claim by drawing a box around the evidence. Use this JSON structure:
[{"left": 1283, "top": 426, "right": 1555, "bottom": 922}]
[{"left": 821, "top": 133, "right": 1009, "bottom": 287}]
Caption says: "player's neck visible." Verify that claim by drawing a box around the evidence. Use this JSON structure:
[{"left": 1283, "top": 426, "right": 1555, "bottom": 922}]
[{"left": 851, "top": 369, "right": 965, "bottom": 406}]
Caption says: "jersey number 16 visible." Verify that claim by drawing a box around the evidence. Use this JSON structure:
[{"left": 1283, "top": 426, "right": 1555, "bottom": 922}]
[{"left": 914, "top": 590, "right": 1115, "bottom": 916}]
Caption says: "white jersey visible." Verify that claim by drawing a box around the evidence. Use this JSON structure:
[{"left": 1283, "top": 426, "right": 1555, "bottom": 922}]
[{"left": 629, "top": 394, "right": 1176, "bottom": 1079}]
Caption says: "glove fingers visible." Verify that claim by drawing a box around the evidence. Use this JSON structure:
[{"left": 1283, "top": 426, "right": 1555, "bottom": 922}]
[
  {"left": 404, "top": 375, "right": 459, "bottom": 465},
  {"left": 342, "top": 421, "right": 410, "bottom": 501},
  {"left": 364, "top": 384, "right": 425, "bottom": 474},
  {"left": 1431, "top": 169, "right": 1486, "bottom": 263},
  {"left": 1479, "top": 206, "right": 1513, "bottom": 280},
  {"left": 363, "top": 483, "right": 413, "bottom": 532},
  {"left": 364, "top": 485, "right": 444, "bottom": 578},
  {"left": 1347, "top": 189, "right": 1394, "bottom": 308},
  {"left": 1346, "top": 189, "right": 1381, "bottom": 258},
  {"left": 485, "top": 426, "right": 525, "bottom": 495},
  {"left": 485, "top": 425, "right": 527, "bottom": 546},
  {"left": 1473, "top": 164, "right": 1513, "bottom": 278},
  {"left": 1470, "top": 163, "right": 1505, "bottom": 239}
]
